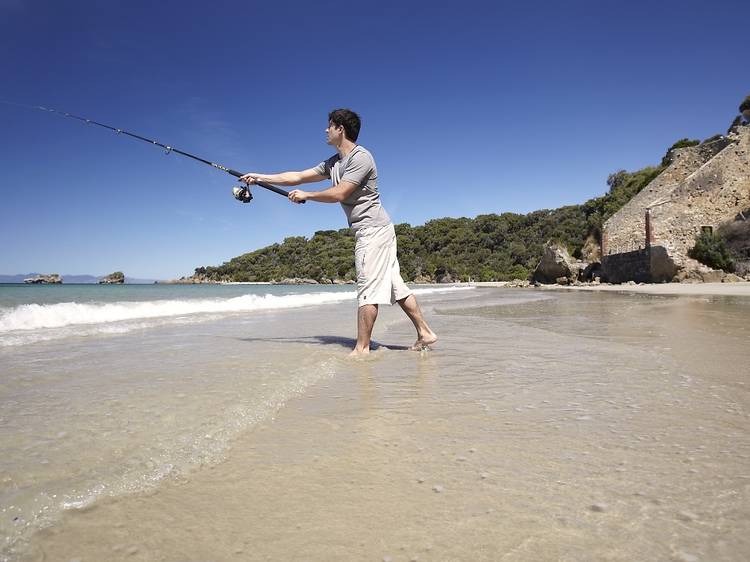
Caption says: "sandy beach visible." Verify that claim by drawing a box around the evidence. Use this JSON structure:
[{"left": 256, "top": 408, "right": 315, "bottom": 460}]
[{"left": 6, "top": 286, "right": 750, "bottom": 561}]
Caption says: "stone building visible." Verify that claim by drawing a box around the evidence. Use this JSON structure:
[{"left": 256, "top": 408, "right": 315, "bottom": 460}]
[{"left": 601, "top": 124, "right": 750, "bottom": 283}]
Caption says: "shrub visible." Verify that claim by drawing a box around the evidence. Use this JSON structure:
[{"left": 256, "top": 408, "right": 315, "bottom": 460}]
[
  {"left": 669, "top": 138, "right": 701, "bottom": 150},
  {"left": 688, "top": 230, "right": 735, "bottom": 272},
  {"left": 718, "top": 218, "right": 750, "bottom": 258}
]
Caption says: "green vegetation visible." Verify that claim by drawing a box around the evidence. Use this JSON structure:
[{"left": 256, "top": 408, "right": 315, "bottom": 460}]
[
  {"left": 196, "top": 164, "right": 664, "bottom": 283},
  {"left": 688, "top": 230, "right": 735, "bottom": 272},
  {"left": 717, "top": 218, "right": 750, "bottom": 275},
  {"left": 668, "top": 138, "right": 701, "bottom": 150},
  {"left": 740, "top": 95, "right": 750, "bottom": 114}
]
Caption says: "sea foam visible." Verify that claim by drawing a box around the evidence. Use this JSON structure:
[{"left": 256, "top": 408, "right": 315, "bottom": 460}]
[{"left": 0, "top": 285, "right": 473, "bottom": 335}]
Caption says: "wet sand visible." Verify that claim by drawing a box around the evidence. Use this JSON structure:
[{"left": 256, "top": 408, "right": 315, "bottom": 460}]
[
  {"left": 476, "top": 280, "right": 750, "bottom": 297},
  {"left": 18, "top": 288, "right": 750, "bottom": 562}
]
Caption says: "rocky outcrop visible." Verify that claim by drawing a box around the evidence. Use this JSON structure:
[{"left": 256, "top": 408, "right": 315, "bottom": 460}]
[
  {"left": 23, "top": 274, "right": 62, "bottom": 284},
  {"left": 156, "top": 275, "right": 222, "bottom": 284},
  {"left": 99, "top": 271, "right": 125, "bottom": 284},
  {"left": 580, "top": 235, "right": 601, "bottom": 263},
  {"left": 275, "top": 278, "right": 320, "bottom": 285},
  {"left": 602, "top": 123, "right": 750, "bottom": 282},
  {"left": 533, "top": 242, "right": 587, "bottom": 284},
  {"left": 670, "top": 257, "right": 746, "bottom": 283}
]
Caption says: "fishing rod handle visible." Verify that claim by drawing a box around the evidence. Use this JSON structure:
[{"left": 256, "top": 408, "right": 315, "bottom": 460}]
[{"left": 228, "top": 169, "right": 306, "bottom": 203}]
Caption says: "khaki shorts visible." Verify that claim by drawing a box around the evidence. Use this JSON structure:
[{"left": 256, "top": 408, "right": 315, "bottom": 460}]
[{"left": 354, "top": 224, "right": 412, "bottom": 307}]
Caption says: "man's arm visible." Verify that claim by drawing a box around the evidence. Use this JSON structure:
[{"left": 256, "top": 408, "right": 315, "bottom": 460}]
[
  {"left": 239, "top": 168, "right": 326, "bottom": 186},
  {"left": 289, "top": 181, "right": 357, "bottom": 204}
]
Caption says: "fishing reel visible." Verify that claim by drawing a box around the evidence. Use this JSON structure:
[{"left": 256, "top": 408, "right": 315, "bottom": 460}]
[{"left": 232, "top": 186, "right": 253, "bottom": 204}]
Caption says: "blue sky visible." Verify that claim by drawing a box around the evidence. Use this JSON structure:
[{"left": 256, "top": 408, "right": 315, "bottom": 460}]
[{"left": 0, "top": 0, "right": 746, "bottom": 279}]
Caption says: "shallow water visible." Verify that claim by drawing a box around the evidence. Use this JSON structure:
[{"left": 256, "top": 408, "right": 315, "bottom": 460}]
[
  {"left": 3, "top": 287, "right": 750, "bottom": 561},
  {"left": 0, "top": 284, "right": 474, "bottom": 559}
]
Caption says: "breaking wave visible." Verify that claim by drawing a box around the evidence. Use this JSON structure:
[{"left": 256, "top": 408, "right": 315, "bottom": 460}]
[{"left": 0, "top": 286, "right": 474, "bottom": 345}]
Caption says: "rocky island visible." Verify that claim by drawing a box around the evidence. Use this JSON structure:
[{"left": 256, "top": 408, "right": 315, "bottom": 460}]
[
  {"left": 98, "top": 272, "right": 125, "bottom": 284},
  {"left": 23, "top": 274, "right": 62, "bottom": 284}
]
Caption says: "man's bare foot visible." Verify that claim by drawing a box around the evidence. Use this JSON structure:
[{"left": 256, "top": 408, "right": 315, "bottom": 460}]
[
  {"left": 348, "top": 347, "right": 370, "bottom": 358},
  {"left": 410, "top": 330, "right": 438, "bottom": 351}
]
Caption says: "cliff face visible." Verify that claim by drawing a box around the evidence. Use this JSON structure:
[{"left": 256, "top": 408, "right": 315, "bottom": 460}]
[
  {"left": 602, "top": 125, "right": 750, "bottom": 279},
  {"left": 655, "top": 127, "right": 749, "bottom": 266}
]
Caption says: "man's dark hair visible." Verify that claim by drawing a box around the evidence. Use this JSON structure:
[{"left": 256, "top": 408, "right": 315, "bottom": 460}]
[{"left": 329, "top": 108, "right": 361, "bottom": 142}]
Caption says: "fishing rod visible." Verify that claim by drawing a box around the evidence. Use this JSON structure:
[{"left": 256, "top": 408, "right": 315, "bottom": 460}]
[{"left": 0, "top": 100, "right": 290, "bottom": 204}]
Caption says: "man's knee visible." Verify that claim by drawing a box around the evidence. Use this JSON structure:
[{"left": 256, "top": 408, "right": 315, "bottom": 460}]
[{"left": 396, "top": 294, "right": 414, "bottom": 306}]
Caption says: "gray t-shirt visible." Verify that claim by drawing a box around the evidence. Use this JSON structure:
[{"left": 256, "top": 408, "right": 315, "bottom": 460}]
[{"left": 313, "top": 146, "right": 391, "bottom": 232}]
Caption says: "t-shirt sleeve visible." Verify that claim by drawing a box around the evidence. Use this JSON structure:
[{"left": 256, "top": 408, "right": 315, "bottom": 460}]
[
  {"left": 340, "top": 152, "right": 373, "bottom": 186},
  {"left": 312, "top": 160, "right": 329, "bottom": 178}
]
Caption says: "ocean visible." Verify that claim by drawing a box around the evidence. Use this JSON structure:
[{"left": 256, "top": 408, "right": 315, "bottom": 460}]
[
  {"left": 2, "top": 284, "right": 749, "bottom": 561},
  {"left": 0, "top": 282, "right": 474, "bottom": 559}
]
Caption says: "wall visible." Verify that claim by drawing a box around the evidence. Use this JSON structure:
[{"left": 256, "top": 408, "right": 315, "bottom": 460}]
[{"left": 601, "top": 245, "right": 676, "bottom": 283}]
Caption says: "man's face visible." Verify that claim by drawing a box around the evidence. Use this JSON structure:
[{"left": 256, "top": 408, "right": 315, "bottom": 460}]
[{"left": 326, "top": 121, "right": 344, "bottom": 145}]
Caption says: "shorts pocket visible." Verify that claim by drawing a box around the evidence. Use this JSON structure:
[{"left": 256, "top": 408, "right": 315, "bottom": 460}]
[{"left": 355, "top": 247, "right": 366, "bottom": 283}]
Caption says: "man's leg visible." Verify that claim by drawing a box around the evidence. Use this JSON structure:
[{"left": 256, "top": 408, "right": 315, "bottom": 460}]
[
  {"left": 397, "top": 294, "right": 438, "bottom": 350},
  {"left": 351, "top": 303, "right": 378, "bottom": 356}
]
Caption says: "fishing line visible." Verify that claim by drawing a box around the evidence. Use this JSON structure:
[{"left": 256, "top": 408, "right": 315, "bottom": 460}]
[{"left": 0, "top": 100, "right": 290, "bottom": 204}]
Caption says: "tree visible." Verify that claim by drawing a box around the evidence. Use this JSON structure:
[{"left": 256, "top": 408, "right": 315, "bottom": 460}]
[{"left": 195, "top": 153, "right": 671, "bottom": 282}]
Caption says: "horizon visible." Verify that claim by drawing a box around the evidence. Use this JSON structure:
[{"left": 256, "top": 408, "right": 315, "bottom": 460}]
[
  {"left": 1, "top": 0, "right": 747, "bottom": 279},
  {"left": 0, "top": 272, "right": 157, "bottom": 280}
]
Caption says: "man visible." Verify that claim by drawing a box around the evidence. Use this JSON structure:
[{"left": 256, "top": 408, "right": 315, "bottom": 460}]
[{"left": 240, "top": 108, "right": 437, "bottom": 356}]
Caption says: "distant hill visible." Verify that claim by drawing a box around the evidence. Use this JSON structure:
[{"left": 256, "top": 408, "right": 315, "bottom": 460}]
[
  {"left": 192, "top": 164, "right": 664, "bottom": 283},
  {"left": 0, "top": 274, "right": 158, "bottom": 284}
]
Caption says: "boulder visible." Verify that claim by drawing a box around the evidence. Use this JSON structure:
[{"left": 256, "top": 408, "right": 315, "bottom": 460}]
[
  {"left": 722, "top": 273, "right": 745, "bottom": 283},
  {"left": 674, "top": 258, "right": 729, "bottom": 284},
  {"left": 533, "top": 242, "right": 579, "bottom": 284},
  {"left": 435, "top": 271, "right": 455, "bottom": 284}
]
